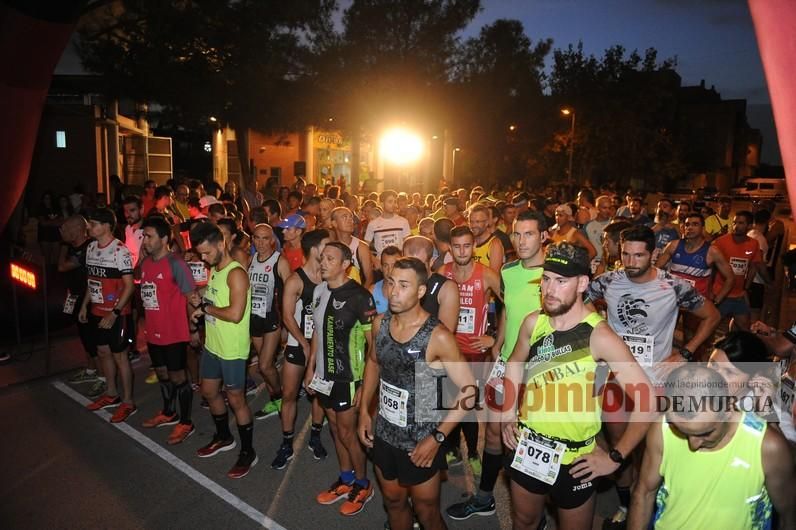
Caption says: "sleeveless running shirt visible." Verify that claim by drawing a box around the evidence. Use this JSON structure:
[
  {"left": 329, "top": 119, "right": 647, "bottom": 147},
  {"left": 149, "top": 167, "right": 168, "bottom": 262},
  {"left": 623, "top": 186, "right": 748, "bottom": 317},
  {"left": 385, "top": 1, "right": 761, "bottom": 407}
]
[
  {"left": 500, "top": 260, "right": 543, "bottom": 361},
  {"left": 286, "top": 268, "right": 317, "bottom": 346},
  {"left": 374, "top": 314, "right": 446, "bottom": 451},
  {"left": 248, "top": 251, "right": 282, "bottom": 318},
  {"left": 519, "top": 312, "right": 604, "bottom": 464},
  {"left": 421, "top": 272, "right": 447, "bottom": 319},
  {"left": 442, "top": 262, "right": 490, "bottom": 355},
  {"left": 371, "top": 280, "right": 390, "bottom": 314},
  {"left": 668, "top": 239, "right": 712, "bottom": 297},
  {"left": 204, "top": 261, "right": 251, "bottom": 360},
  {"left": 473, "top": 235, "right": 495, "bottom": 268},
  {"left": 345, "top": 236, "right": 365, "bottom": 284},
  {"left": 654, "top": 412, "right": 772, "bottom": 530}
]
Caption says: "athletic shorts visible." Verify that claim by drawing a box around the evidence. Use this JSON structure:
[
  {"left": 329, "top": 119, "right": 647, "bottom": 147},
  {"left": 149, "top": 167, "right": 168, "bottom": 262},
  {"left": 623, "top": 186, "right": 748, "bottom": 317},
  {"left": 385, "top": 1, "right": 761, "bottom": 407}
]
[
  {"left": 748, "top": 284, "right": 764, "bottom": 310},
  {"left": 284, "top": 344, "right": 306, "bottom": 366},
  {"left": 200, "top": 348, "right": 247, "bottom": 390},
  {"left": 148, "top": 342, "right": 187, "bottom": 372},
  {"left": 718, "top": 296, "right": 750, "bottom": 318},
  {"left": 373, "top": 436, "right": 445, "bottom": 486},
  {"left": 250, "top": 313, "right": 279, "bottom": 337},
  {"left": 317, "top": 380, "right": 362, "bottom": 412},
  {"left": 88, "top": 312, "right": 130, "bottom": 353},
  {"left": 510, "top": 462, "right": 595, "bottom": 510}
]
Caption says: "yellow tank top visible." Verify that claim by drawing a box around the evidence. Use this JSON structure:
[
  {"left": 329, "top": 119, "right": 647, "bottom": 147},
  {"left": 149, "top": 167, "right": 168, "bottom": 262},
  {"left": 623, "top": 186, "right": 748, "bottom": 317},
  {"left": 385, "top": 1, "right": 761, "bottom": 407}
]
[
  {"left": 204, "top": 261, "right": 251, "bottom": 360},
  {"left": 654, "top": 412, "right": 771, "bottom": 530},
  {"left": 519, "top": 312, "right": 604, "bottom": 464},
  {"left": 473, "top": 235, "right": 494, "bottom": 268}
]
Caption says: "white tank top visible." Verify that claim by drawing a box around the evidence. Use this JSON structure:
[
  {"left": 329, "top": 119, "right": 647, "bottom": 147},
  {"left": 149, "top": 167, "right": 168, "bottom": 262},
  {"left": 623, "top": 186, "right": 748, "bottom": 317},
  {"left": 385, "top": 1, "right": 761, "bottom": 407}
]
[{"left": 248, "top": 251, "right": 280, "bottom": 317}]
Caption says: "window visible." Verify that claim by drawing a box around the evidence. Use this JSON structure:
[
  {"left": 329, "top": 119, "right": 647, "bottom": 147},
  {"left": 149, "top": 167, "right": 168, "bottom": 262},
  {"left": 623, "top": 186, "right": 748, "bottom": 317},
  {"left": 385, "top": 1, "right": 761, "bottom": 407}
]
[{"left": 55, "top": 130, "right": 67, "bottom": 149}]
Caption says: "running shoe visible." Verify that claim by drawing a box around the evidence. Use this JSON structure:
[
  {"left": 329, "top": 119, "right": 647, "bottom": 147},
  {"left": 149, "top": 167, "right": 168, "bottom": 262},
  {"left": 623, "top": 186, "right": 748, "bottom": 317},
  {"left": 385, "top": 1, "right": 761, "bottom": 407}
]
[
  {"left": 446, "top": 495, "right": 496, "bottom": 520},
  {"left": 227, "top": 451, "right": 258, "bottom": 479},
  {"left": 468, "top": 457, "right": 482, "bottom": 481},
  {"left": 308, "top": 437, "right": 328, "bottom": 460},
  {"left": 110, "top": 403, "right": 137, "bottom": 423},
  {"left": 271, "top": 443, "right": 294, "bottom": 470},
  {"left": 254, "top": 398, "right": 282, "bottom": 420},
  {"left": 145, "top": 370, "right": 158, "bottom": 384},
  {"left": 316, "top": 479, "right": 354, "bottom": 505},
  {"left": 167, "top": 423, "right": 195, "bottom": 445},
  {"left": 200, "top": 397, "right": 209, "bottom": 409},
  {"left": 86, "top": 394, "right": 121, "bottom": 411},
  {"left": 197, "top": 436, "right": 236, "bottom": 458},
  {"left": 245, "top": 378, "right": 258, "bottom": 396},
  {"left": 128, "top": 350, "right": 142, "bottom": 363},
  {"left": 191, "top": 382, "right": 200, "bottom": 392},
  {"left": 445, "top": 449, "right": 463, "bottom": 467},
  {"left": 142, "top": 411, "right": 179, "bottom": 428},
  {"left": 68, "top": 368, "right": 98, "bottom": 384},
  {"left": 87, "top": 380, "right": 107, "bottom": 398},
  {"left": 339, "top": 481, "right": 374, "bottom": 516},
  {"left": 602, "top": 507, "right": 627, "bottom": 530}
]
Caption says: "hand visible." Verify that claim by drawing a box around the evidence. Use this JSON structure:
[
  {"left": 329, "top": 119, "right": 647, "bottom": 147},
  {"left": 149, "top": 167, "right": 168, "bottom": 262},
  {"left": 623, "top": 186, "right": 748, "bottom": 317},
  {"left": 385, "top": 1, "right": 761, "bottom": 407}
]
[
  {"left": 468, "top": 335, "right": 495, "bottom": 352},
  {"left": 78, "top": 306, "right": 88, "bottom": 324},
  {"left": 189, "top": 330, "right": 201, "bottom": 348},
  {"left": 751, "top": 320, "right": 774, "bottom": 336},
  {"left": 408, "top": 436, "right": 440, "bottom": 468},
  {"left": 98, "top": 313, "right": 117, "bottom": 329},
  {"left": 303, "top": 368, "right": 316, "bottom": 395},
  {"left": 191, "top": 306, "right": 205, "bottom": 323},
  {"left": 664, "top": 351, "right": 686, "bottom": 363},
  {"left": 502, "top": 422, "right": 520, "bottom": 450},
  {"left": 569, "top": 445, "right": 620, "bottom": 483},
  {"left": 357, "top": 414, "right": 374, "bottom": 448}
]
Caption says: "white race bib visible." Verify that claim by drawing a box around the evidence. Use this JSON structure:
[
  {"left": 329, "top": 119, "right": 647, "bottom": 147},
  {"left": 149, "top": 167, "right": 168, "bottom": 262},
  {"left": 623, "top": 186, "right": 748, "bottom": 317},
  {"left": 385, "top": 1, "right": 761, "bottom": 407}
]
[
  {"left": 487, "top": 358, "right": 506, "bottom": 393},
  {"left": 510, "top": 429, "right": 565, "bottom": 485},
  {"left": 309, "top": 374, "right": 334, "bottom": 396},
  {"left": 379, "top": 379, "right": 409, "bottom": 427},
  {"left": 376, "top": 231, "right": 399, "bottom": 251},
  {"left": 729, "top": 257, "right": 749, "bottom": 277},
  {"left": 188, "top": 261, "right": 208, "bottom": 284},
  {"left": 202, "top": 297, "right": 215, "bottom": 325},
  {"left": 781, "top": 378, "right": 794, "bottom": 420},
  {"left": 303, "top": 316, "right": 314, "bottom": 339},
  {"left": 251, "top": 284, "right": 270, "bottom": 317},
  {"left": 63, "top": 293, "right": 78, "bottom": 315},
  {"left": 88, "top": 279, "right": 104, "bottom": 304},
  {"left": 622, "top": 333, "right": 654, "bottom": 367},
  {"left": 456, "top": 307, "right": 476, "bottom": 334},
  {"left": 141, "top": 281, "right": 159, "bottom": 310}
]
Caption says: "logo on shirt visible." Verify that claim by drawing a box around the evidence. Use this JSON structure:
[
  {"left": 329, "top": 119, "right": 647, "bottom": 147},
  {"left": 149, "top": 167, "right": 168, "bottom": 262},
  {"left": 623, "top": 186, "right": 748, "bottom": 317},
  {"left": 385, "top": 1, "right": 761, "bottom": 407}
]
[
  {"left": 616, "top": 294, "right": 650, "bottom": 332},
  {"left": 332, "top": 298, "right": 347, "bottom": 310},
  {"left": 156, "top": 273, "right": 163, "bottom": 279}
]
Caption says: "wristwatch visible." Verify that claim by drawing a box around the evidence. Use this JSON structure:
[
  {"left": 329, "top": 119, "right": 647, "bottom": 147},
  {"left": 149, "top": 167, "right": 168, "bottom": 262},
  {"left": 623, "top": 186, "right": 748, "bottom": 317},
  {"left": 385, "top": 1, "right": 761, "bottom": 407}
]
[
  {"left": 433, "top": 430, "right": 446, "bottom": 444},
  {"left": 112, "top": 308, "right": 122, "bottom": 316},
  {"left": 608, "top": 448, "right": 625, "bottom": 466},
  {"left": 680, "top": 347, "right": 694, "bottom": 361}
]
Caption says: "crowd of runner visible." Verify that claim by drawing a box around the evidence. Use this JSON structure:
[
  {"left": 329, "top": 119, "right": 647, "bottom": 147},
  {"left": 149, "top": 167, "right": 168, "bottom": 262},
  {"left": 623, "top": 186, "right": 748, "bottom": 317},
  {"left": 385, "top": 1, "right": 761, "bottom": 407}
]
[{"left": 57, "top": 176, "right": 796, "bottom": 529}]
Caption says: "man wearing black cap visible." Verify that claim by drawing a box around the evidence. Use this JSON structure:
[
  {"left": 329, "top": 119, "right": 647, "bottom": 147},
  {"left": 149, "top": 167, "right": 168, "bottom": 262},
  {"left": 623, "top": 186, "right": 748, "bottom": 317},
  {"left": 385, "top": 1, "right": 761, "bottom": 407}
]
[{"left": 502, "top": 242, "right": 653, "bottom": 530}]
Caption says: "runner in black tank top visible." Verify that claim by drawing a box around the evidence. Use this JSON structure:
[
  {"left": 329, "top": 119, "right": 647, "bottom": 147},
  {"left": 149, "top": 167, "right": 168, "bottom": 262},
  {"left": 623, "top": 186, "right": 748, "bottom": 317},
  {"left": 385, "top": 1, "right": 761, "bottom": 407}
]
[
  {"left": 357, "top": 257, "right": 476, "bottom": 530},
  {"left": 402, "top": 234, "right": 460, "bottom": 332}
]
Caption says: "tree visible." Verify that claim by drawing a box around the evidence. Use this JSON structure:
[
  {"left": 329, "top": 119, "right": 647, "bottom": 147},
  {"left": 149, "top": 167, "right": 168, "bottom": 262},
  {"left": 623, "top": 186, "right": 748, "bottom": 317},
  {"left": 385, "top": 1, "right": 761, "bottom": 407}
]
[{"left": 76, "top": 0, "right": 335, "bottom": 191}]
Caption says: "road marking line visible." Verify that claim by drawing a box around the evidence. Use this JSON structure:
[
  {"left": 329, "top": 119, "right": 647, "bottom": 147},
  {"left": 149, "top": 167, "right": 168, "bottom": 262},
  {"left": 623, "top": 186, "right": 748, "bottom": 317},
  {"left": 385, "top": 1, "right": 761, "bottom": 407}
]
[{"left": 53, "top": 381, "right": 286, "bottom": 530}]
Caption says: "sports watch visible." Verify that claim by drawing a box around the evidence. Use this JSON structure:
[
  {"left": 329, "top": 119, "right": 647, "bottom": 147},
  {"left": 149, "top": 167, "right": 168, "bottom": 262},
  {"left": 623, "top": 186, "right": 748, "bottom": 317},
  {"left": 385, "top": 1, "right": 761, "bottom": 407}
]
[
  {"left": 609, "top": 448, "right": 625, "bottom": 466},
  {"left": 433, "top": 430, "right": 446, "bottom": 444}
]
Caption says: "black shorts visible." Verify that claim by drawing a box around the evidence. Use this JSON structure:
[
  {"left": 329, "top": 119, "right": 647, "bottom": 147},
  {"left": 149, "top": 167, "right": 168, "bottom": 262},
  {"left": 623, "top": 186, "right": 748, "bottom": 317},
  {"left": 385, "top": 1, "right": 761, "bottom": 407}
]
[
  {"left": 510, "top": 462, "right": 595, "bottom": 510},
  {"left": 317, "top": 380, "right": 362, "bottom": 412},
  {"left": 148, "top": 342, "right": 187, "bottom": 372},
  {"left": 250, "top": 313, "right": 279, "bottom": 337},
  {"left": 88, "top": 313, "right": 130, "bottom": 353},
  {"left": 284, "top": 344, "right": 306, "bottom": 366},
  {"left": 373, "top": 436, "right": 445, "bottom": 486}
]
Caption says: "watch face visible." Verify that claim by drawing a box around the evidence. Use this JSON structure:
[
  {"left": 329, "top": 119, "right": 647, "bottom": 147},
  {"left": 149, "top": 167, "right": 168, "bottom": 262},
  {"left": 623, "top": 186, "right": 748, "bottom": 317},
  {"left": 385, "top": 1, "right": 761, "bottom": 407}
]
[{"left": 434, "top": 431, "right": 445, "bottom": 443}]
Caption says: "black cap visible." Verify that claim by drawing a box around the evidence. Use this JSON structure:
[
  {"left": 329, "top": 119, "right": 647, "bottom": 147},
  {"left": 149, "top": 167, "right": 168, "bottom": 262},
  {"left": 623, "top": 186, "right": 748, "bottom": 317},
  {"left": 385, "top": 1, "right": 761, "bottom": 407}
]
[
  {"left": 87, "top": 207, "right": 116, "bottom": 227},
  {"left": 443, "top": 197, "right": 459, "bottom": 206},
  {"left": 543, "top": 242, "right": 590, "bottom": 277}
]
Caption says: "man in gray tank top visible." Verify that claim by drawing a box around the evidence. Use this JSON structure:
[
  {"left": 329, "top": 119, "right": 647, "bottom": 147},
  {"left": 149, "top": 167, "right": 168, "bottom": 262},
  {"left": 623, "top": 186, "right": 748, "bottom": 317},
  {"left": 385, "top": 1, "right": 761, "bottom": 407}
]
[{"left": 358, "top": 257, "right": 476, "bottom": 530}]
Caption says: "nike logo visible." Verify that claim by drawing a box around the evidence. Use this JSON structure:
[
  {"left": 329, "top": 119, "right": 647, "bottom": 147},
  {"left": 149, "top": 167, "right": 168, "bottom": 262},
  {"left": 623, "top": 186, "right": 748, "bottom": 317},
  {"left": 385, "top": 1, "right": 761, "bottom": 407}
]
[
  {"left": 407, "top": 348, "right": 421, "bottom": 354},
  {"left": 744, "top": 251, "right": 753, "bottom": 255},
  {"left": 731, "top": 457, "right": 750, "bottom": 469},
  {"left": 338, "top": 402, "right": 348, "bottom": 407}
]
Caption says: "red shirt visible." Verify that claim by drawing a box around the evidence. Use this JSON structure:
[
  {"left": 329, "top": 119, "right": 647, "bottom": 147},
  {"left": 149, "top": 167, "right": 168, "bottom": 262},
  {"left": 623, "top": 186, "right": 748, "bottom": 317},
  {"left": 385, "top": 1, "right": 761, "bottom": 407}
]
[
  {"left": 86, "top": 239, "right": 133, "bottom": 317},
  {"left": 139, "top": 253, "right": 195, "bottom": 345},
  {"left": 283, "top": 245, "right": 304, "bottom": 271},
  {"left": 442, "top": 262, "right": 490, "bottom": 356},
  {"left": 711, "top": 234, "right": 761, "bottom": 299}
]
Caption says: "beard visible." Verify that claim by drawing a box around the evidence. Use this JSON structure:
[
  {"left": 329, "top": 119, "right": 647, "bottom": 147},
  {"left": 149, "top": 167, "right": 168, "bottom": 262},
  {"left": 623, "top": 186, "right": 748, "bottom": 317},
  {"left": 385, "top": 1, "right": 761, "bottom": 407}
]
[
  {"left": 624, "top": 263, "right": 650, "bottom": 278},
  {"left": 543, "top": 293, "right": 576, "bottom": 317}
]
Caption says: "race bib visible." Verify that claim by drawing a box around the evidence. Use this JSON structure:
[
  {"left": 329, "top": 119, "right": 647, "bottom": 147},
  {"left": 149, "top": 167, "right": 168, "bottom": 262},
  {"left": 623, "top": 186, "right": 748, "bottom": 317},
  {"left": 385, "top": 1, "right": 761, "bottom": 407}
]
[
  {"left": 309, "top": 374, "right": 334, "bottom": 396},
  {"left": 486, "top": 358, "right": 506, "bottom": 393},
  {"left": 729, "top": 257, "right": 749, "bottom": 277},
  {"left": 457, "top": 307, "right": 476, "bottom": 334},
  {"left": 141, "top": 281, "right": 159, "bottom": 310},
  {"left": 251, "top": 284, "right": 271, "bottom": 317},
  {"left": 63, "top": 293, "right": 78, "bottom": 315},
  {"left": 379, "top": 379, "right": 409, "bottom": 427},
  {"left": 376, "top": 231, "right": 399, "bottom": 251},
  {"left": 781, "top": 378, "right": 794, "bottom": 421},
  {"left": 88, "top": 279, "right": 104, "bottom": 304},
  {"left": 188, "top": 261, "right": 208, "bottom": 284},
  {"left": 202, "top": 297, "right": 215, "bottom": 325},
  {"left": 622, "top": 333, "right": 654, "bottom": 367},
  {"left": 511, "top": 428, "right": 565, "bottom": 485},
  {"left": 303, "top": 316, "right": 314, "bottom": 339}
]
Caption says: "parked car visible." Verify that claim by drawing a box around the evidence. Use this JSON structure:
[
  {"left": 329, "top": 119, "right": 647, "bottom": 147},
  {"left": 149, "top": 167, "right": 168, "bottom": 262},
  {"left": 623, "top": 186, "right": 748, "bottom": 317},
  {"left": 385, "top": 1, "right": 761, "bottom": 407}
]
[{"left": 742, "top": 178, "right": 787, "bottom": 200}]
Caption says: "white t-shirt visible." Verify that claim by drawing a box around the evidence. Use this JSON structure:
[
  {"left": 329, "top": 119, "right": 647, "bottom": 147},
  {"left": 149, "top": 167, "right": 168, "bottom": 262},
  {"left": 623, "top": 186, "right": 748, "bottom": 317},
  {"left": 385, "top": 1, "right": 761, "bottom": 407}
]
[
  {"left": 747, "top": 229, "right": 768, "bottom": 285},
  {"left": 125, "top": 224, "right": 144, "bottom": 266},
  {"left": 364, "top": 215, "right": 410, "bottom": 256}
]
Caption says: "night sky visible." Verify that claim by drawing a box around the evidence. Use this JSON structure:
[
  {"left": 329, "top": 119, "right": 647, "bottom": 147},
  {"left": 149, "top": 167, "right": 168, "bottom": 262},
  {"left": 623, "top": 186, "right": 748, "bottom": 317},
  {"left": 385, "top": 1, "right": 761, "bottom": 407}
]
[{"left": 55, "top": 0, "right": 781, "bottom": 163}]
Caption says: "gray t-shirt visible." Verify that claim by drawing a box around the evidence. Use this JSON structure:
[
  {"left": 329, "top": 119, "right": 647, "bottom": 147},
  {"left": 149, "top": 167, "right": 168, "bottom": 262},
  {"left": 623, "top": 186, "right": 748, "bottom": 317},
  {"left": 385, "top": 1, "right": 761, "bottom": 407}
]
[{"left": 586, "top": 268, "right": 704, "bottom": 367}]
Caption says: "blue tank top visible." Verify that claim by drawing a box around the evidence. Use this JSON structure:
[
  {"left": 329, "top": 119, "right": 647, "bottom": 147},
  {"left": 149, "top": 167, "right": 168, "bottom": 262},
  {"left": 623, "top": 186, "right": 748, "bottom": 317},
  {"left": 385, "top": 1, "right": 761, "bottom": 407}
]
[
  {"left": 668, "top": 239, "right": 711, "bottom": 296},
  {"left": 372, "top": 280, "right": 389, "bottom": 314}
]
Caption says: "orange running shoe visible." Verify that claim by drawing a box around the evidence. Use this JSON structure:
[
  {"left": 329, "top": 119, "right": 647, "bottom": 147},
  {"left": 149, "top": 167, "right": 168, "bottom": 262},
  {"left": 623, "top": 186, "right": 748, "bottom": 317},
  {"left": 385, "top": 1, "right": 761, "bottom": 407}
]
[
  {"left": 316, "top": 479, "right": 353, "bottom": 505},
  {"left": 339, "top": 481, "right": 374, "bottom": 516},
  {"left": 86, "top": 394, "right": 121, "bottom": 411},
  {"left": 142, "top": 411, "right": 178, "bottom": 428},
  {"left": 110, "top": 403, "right": 137, "bottom": 423},
  {"left": 167, "top": 423, "right": 195, "bottom": 445}
]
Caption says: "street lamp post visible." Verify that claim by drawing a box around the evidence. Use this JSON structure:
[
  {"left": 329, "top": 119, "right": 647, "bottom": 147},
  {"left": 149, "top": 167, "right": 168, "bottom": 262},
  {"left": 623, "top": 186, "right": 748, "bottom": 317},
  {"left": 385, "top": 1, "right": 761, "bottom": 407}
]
[
  {"left": 561, "top": 108, "right": 576, "bottom": 188},
  {"left": 452, "top": 147, "right": 461, "bottom": 183}
]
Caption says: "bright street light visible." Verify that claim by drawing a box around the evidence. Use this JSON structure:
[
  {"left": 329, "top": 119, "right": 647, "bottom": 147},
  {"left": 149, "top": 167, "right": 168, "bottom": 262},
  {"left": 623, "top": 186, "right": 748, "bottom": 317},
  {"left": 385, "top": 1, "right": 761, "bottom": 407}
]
[
  {"left": 560, "top": 108, "right": 576, "bottom": 187},
  {"left": 379, "top": 127, "right": 424, "bottom": 165},
  {"left": 209, "top": 116, "right": 218, "bottom": 122},
  {"left": 509, "top": 124, "right": 517, "bottom": 132}
]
